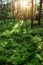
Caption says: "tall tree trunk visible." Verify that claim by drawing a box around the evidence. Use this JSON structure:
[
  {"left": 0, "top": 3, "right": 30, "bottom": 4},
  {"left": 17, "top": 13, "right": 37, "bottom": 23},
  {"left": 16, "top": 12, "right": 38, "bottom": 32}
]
[
  {"left": 0, "top": 0, "right": 2, "bottom": 21},
  {"left": 12, "top": 0, "right": 14, "bottom": 18},
  {"left": 31, "top": 0, "right": 34, "bottom": 28},
  {"left": 38, "top": 0, "right": 42, "bottom": 25}
]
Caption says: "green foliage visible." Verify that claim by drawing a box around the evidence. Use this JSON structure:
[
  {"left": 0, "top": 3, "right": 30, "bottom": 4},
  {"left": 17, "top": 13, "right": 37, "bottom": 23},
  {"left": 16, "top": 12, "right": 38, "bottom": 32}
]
[{"left": 0, "top": 20, "right": 43, "bottom": 65}]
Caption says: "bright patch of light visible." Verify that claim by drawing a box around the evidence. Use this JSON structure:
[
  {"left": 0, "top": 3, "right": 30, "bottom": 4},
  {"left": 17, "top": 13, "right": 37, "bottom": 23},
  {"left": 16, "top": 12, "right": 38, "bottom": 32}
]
[
  {"left": 14, "top": 0, "right": 32, "bottom": 10},
  {"left": 21, "top": 0, "right": 28, "bottom": 8}
]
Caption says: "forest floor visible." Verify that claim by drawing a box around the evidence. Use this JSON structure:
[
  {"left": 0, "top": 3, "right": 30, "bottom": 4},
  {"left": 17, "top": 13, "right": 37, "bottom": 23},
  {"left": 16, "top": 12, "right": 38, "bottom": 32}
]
[{"left": 0, "top": 19, "right": 43, "bottom": 65}]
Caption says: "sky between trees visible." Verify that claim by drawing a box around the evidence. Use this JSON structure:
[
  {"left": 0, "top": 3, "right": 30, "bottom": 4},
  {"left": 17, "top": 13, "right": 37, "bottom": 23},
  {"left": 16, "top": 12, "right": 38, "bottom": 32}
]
[{"left": 2, "top": 0, "right": 39, "bottom": 4}]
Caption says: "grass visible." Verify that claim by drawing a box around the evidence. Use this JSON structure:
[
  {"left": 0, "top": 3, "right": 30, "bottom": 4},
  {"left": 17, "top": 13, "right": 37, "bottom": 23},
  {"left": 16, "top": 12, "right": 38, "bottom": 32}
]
[{"left": 0, "top": 19, "right": 43, "bottom": 65}]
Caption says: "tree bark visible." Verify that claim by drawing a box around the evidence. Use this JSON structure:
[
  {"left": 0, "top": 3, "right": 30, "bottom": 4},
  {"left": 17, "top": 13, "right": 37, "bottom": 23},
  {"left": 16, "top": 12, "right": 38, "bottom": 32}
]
[
  {"left": 38, "top": 0, "right": 42, "bottom": 25},
  {"left": 31, "top": 0, "right": 34, "bottom": 28},
  {"left": 12, "top": 0, "right": 15, "bottom": 18}
]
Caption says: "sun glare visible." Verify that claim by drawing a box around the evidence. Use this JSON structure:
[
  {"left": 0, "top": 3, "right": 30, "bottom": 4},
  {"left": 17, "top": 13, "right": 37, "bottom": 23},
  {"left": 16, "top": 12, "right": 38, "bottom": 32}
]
[
  {"left": 15, "top": 0, "right": 32, "bottom": 10},
  {"left": 21, "top": 0, "right": 28, "bottom": 8}
]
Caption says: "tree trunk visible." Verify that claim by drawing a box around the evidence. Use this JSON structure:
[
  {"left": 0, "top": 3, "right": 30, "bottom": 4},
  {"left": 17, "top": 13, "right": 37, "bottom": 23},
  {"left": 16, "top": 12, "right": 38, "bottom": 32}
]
[
  {"left": 31, "top": 0, "right": 34, "bottom": 28},
  {"left": 12, "top": 0, "right": 14, "bottom": 18},
  {"left": 38, "top": 0, "right": 42, "bottom": 25}
]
